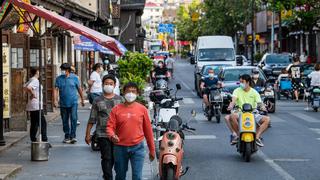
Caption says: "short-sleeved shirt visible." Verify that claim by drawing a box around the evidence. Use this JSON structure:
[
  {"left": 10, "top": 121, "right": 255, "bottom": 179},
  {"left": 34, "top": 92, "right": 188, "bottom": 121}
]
[
  {"left": 55, "top": 74, "right": 80, "bottom": 108},
  {"left": 154, "top": 67, "right": 168, "bottom": 76},
  {"left": 287, "top": 64, "right": 303, "bottom": 79},
  {"left": 24, "top": 77, "right": 43, "bottom": 111},
  {"left": 252, "top": 78, "right": 265, "bottom": 88},
  {"left": 201, "top": 76, "right": 219, "bottom": 87},
  {"left": 90, "top": 71, "right": 102, "bottom": 93},
  {"left": 165, "top": 58, "right": 175, "bottom": 69},
  {"left": 233, "top": 87, "right": 262, "bottom": 109},
  {"left": 308, "top": 71, "right": 320, "bottom": 87},
  {"left": 88, "top": 95, "right": 123, "bottom": 138}
]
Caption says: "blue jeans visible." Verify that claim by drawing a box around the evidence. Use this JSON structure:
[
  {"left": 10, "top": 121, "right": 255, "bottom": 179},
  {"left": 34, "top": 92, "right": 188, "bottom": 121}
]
[
  {"left": 60, "top": 105, "right": 78, "bottom": 139},
  {"left": 114, "top": 142, "right": 145, "bottom": 180}
]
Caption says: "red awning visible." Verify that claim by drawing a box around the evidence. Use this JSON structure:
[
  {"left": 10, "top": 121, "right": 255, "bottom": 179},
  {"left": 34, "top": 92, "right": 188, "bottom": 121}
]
[{"left": 10, "top": 0, "right": 123, "bottom": 56}]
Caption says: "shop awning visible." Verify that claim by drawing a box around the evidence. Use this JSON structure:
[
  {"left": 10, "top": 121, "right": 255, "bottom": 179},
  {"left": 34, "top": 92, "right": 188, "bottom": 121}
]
[
  {"left": 9, "top": 0, "right": 125, "bottom": 56},
  {"left": 74, "top": 35, "right": 114, "bottom": 55}
]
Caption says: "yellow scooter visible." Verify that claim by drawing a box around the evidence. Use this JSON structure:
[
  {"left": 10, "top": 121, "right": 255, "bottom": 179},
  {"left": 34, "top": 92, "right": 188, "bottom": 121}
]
[{"left": 236, "top": 103, "right": 258, "bottom": 162}]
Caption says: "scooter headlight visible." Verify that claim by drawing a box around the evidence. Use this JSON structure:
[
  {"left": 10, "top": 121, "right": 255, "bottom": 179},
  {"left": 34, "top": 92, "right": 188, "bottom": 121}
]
[
  {"left": 244, "top": 121, "right": 252, "bottom": 128},
  {"left": 166, "top": 132, "right": 176, "bottom": 140}
]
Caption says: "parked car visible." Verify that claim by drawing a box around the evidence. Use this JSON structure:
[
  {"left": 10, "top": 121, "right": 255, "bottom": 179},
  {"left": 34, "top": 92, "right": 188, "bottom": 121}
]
[
  {"left": 257, "top": 53, "right": 293, "bottom": 81},
  {"left": 218, "top": 66, "right": 270, "bottom": 112},
  {"left": 194, "top": 64, "right": 231, "bottom": 96},
  {"left": 236, "top": 55, "right": 250, "bottom": 66}
]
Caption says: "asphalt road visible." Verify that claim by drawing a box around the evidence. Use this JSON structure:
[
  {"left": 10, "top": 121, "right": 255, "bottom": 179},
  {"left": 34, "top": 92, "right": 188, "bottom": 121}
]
[{"left": 167, "top": 59, "right": 320, "bottom": 180}]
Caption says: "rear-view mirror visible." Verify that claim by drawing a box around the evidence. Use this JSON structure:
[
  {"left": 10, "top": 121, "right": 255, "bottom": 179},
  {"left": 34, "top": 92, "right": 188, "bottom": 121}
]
[{"left": 176, "top": 83, "right": 182, "bottom": 90}]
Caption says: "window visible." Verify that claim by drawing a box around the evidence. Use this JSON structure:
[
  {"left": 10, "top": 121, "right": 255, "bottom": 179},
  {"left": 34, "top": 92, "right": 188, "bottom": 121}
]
[
  {"left": 11, "top": 48, "right": 23, "bottom": 68},
  {"left": 156, "top": 9, "right": 160, "bottom": 12},
  {"left": 30, "top": 49, "right": 40, "bottom": 67}
]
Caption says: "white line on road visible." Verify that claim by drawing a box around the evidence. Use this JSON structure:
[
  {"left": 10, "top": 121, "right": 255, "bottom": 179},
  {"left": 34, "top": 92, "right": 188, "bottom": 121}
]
[
  {"left": 317, "top": 138, "right": 320, "bottom": 141},
  {"left": 47, "top": 136, "right": 61, "bottom": 138},
  {"left": 185, "top": 135, "right": 217, "bottom": 140},
  {"left": 257, "top": 151, "right": 295, "bottom": 180},
  {"left": 178, "top": 79, "right": 197, "bottom": 96},
  {"left": 52, "top": 144, "right": 89, "bottom": 148},
  {"left": 195, "top": 113, "right": 207, "bottom": 121},
  {"left": 269, "top": 114, "right": 286, "bottom": 123},
  {"left": 183, "top": 98, "right": 195, "bottom": 104},
  {"left": 289, "top": 112, "right": 320, "bottom": 123},
  {"left": 272, "top": 159, "right": 310, "bottom": 162}
]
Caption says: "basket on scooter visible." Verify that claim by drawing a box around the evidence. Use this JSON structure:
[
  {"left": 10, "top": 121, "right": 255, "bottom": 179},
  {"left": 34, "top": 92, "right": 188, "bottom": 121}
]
[
  {"left": 279, "top": 79, "right": 292, "bottom": 90},
  {"left": 149, "top": 90, "right": 167, "bottom": 103}
]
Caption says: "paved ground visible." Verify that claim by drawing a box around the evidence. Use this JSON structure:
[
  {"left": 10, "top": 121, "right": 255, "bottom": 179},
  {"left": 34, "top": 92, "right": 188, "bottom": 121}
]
[{"left": 1, "top": 58, "right": 320, "bottom": 180}]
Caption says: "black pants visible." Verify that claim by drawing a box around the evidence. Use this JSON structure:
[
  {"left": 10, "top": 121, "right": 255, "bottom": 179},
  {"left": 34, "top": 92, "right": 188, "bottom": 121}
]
[
  {"left": 98, "top": 137, "right": 114, "bottom": 180},
  {"left": 29, "top": 110, "right": 47, "bottom": 142}
]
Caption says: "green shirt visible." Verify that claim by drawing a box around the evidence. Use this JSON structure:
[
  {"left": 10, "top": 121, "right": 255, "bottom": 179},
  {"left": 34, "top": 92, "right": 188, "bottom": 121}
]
[{"left": 232, "top": 87, "right": 261, "bottom": 109}]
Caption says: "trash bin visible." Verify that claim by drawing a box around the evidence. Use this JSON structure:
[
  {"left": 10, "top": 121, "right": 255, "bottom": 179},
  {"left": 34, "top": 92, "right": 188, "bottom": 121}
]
[{"left": 31, "top": 141, "right": 50, "bottom": 161}]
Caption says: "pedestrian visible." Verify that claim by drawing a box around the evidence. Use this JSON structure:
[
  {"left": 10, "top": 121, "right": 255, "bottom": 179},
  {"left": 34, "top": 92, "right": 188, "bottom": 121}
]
[
  {"left": 286, "top": 56, "right": 303, "bottom": 102},
  {"left": 107, "top": 82, "right": 155, "bottom": 180},
  {"left": 24, "top": 68, "right": 48, "bottom": 142},
  {"left": 101, "top": 59, "right": 111, "bottom": 78},
  {"left": 54, "top": 63, "right": 85, "bottom": 143},
  {"left": 71, "top": 65, "right": 81, "bottom": 126},
  {"left": 107, "top": 70, "right": 120, "bottom": 96},
  {"left": 85, "top": 74, "right": 123, "bottom": 180},
  {"left": 88, "top": 63, "right": 103, "bottom": 104},
  {"left": 165, "top": 53, "right": 175, "bottom": 79},
  {"left": 300, "top": 50, "right": 308, "bottom": 63}
]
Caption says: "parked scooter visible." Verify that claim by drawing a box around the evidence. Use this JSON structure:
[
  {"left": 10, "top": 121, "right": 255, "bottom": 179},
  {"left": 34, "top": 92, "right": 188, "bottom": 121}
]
[
  {"left": 255, "top": 86, "right": 276, "bottom": 113},
  {"left": 158, "top": 111, "right": 196, "bottom": 180},
  {"left": 235, "top": 104, "right": 258, "bottom": 162},
  {"left": 151, "top": 84, "right": 183, "bottom": 158},
  {"left": 154, "top": 75, "right": 169, "bottom": 91},
  {"left": 203, "top": 84, "right": 223, "bottom": 123}
]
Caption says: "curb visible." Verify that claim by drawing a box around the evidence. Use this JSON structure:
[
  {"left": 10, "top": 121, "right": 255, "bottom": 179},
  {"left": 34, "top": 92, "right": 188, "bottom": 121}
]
[{"left": 0, "top": 164, "right": 22, "bottom": 180}]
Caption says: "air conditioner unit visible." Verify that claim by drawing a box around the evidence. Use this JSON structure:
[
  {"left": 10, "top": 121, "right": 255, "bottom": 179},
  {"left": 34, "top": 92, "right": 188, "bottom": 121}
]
[{"left": 108, "top": 27, "right": 119, "bottom": 36}]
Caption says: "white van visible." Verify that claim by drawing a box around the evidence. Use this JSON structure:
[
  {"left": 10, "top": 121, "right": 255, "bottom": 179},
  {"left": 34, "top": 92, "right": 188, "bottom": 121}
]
[{"left": 194, "top": 36, "right": 236, "bottom": 74}]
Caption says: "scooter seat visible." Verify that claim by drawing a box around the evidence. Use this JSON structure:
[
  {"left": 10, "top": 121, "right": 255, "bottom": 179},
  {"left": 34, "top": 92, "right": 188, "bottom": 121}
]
[{"left": 313, "top": 88, "right": 320, "bottom": 93}]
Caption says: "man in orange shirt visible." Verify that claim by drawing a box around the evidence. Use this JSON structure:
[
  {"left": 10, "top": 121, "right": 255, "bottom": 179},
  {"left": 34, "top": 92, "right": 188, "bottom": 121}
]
[{"left": 107, "top": 82, "right": 155, "bottom": 180}]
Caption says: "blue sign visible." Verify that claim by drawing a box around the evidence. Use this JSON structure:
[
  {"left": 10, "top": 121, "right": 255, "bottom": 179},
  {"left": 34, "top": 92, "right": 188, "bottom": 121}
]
[{"left": 158, "top": 24, "right": 175, "bottom": 34}]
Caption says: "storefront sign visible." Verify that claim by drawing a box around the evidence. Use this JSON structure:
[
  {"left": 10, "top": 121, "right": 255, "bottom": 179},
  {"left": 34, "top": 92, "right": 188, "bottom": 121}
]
[{"left": 2, "top": 44, "right": 10, "bottom": 118}]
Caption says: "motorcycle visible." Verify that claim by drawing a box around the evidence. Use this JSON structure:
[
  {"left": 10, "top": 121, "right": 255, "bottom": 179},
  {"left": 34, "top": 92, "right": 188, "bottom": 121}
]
[
  {"left": 158, "top": 111, "right": 196, "bottom": 180},
  {"left": 235, "top": 104, "right": 258, "bottom": 162},
  {"left": 254, "top": 86, "right": 276, "bottom": 113},
  {"left": 150, "top": 84, "right": 182, "bottom": 158},
  {"left": 306, "top": 86, "right": 320, "bottom": 112},
  {"left": 203, "top": 85, "right": 223, "bottom": 123},
  {"left": 154, "top": 75, "right": 169, "bottom": 91}
]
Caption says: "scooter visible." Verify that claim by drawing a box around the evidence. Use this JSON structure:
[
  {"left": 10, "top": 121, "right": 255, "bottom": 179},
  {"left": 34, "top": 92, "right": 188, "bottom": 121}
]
[
  {"left": 151, "top": 84, "right": 182, "bottom": 158},
  {"left": 235, "top": 103, "right": 258, "bottom": 162},
  {"left": 306, "top": 86, "right": 320, "bottom": 112},
  {"left": 255, "top": 86, "right": 276, "bottom": 113},
  {"left": 154, "top": 75, "right": 169, "bottom": 91},
  {"left": 203, "top": 85, "right": 223, "bottom": 123},
  {"left": 158, "top": 111, "right": 196, "bottom": 180}
]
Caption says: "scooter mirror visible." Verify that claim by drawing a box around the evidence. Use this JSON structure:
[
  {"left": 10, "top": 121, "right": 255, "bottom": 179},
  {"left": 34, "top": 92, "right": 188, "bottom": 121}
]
[
  {"left": 191, "top": 109, "right": 196, "bottom": 117},
  {"left": 176, "top": 83, "right": 182, "bottom": 90}
]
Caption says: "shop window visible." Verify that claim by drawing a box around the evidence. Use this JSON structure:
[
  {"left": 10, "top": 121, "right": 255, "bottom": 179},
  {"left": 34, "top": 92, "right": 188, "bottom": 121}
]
[
  {"left": 30, "top": 49, "right": 40, "bottom": 67},
  {"left": 11, "top": 48, "right": 23, "bottom": 68}
]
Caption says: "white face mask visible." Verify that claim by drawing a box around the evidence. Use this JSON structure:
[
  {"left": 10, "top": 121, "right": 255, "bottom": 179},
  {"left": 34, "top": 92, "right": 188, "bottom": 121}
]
[
  {"left": 61, "top": 70, "right": 66, "bottom": 75},
  {"left": 125, "top": 92, "right": 137, "bottom": 103},
  {"left": 253, "top": 74, "right": 259, "bottom": 79},
  {"left": 103, "top": 85, "right": 114, "bottom": 94},
  {"left": 208, "top": 73, "right": 214, "bottom": 78}
]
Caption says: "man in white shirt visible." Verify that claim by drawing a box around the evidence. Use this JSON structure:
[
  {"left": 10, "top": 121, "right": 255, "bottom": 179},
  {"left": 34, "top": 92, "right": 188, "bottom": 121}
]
[
  {"left": 308, "top": 63, "right": 320, "bottom": 87},
  {"left": 165, "top": 53, "right": 175, "bottom": 78},
  {"left": 88, "top": 63, "right": 103, "bottom": 104}
]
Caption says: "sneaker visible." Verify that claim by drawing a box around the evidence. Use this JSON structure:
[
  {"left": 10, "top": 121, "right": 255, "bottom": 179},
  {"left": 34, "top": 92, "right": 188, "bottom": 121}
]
[
  {"left": 77, "top": 121, "right": 81, "bottom": 125},
  {"left": 256, "top": 138, "right": 264, "bottom": 147},
  {"left": 230, "top": 135, "right": 238, "bottom": 146},
  {"left": 70, "top": 138, "right": 77, "bottom": 144},
  {"left": 63, "top": 138, "right": 71, "bottom": 144}
]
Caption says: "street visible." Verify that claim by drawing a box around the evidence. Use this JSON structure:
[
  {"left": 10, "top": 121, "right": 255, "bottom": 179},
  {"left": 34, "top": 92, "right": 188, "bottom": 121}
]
[{"left": 0, "top": 59, "right": 320, "bottom": 180}]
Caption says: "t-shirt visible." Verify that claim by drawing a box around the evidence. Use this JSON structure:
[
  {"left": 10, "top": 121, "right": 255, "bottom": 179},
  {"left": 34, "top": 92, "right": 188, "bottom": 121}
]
[
  {"left": 88, "top": 95, "right": 122, "bottom": 138},
  {"left": 201, "top": 76, "right": 219, "bottom": 87},
  {"left": 308, "top": 71, "right": 320, "bottom": 87},
  {"left": 287, "top": 64, "right": 303, "bottom": 79},
  {"left": 55, "top": 74, "right": 80, "bottom": 108},
  {"left": 165, "top": 58, "right": 175, "bottom": 69},
  {"left": 24, "top": 77, "right": 43, "bottom": 111},
  {"left": 114, "top": 77, "right": 120, "bottom": 96},
  {"left": 232, "top": 87, "right": 262, "bottom": 109},
  {"left": 252, "top": 78, "right": 265, "bottom": 88},
  {"left": 107, "top": 102, "right": 155, "bottom": 156},
  {"left": 90, "top": 71, "right": 102, "bottom": 93},
  {"left": 154, "top": 67, "right": 168, "bottom": 76}
]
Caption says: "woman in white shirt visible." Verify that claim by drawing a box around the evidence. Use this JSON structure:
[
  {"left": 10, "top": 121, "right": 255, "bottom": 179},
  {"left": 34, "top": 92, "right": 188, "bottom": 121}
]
[
  {"left": 88, "top": 63, "right": 103, "bottom": 104},
  {"left": 308, "top": 63, "right": 320, "bottom": 87},
  {"left": 24, "top": 68, "right": 48, "bottom": 142}
]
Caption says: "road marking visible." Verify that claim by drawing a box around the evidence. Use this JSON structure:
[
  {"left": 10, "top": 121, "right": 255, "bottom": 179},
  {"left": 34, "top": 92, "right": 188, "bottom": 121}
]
[
  {"left": 309, "top": 128, "right": 320, "bottom": 135},
  {"left": 47, "top": 136, "right": 61, "bottom": 138},
  {"left": 177, "top": 79, "right": 197, "bottom": 96},
  {"left": 185, "top": 135, "right": 216, "bottom": 140},
  {"left": 183, "top": 98, "right": 195, "bottom": 104},
  {"left": 195, "top": 113, "right": 207, "bottom": 121},
  {"left": 257, "top": 151, "right": 295, "bottom": 180},
  {"left": 289, "top": 113, "right": 320, "bottom": 123},
  {"left": 51, "top": 144, "right": 89, "bottom": 148},
  {"left": 317, "top": 138, "right": 320, "bottom": 141},
  {"left": 272, "top": 159, "right": 310, "bottom": 162}
]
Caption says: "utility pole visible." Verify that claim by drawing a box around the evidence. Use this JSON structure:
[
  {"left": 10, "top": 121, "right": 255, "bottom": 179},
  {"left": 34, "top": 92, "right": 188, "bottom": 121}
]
[
  {"left": 251, "top": 0, "right": 255, "bottom": 65},
  {"left": 0, "top": 28, "right": 6, "bottom": 146},
  {"left": 271, "top": 0, "right": 275, "bottom": 54},
  {"left": 278, "top": 9, "right": 282, "bottom": 53}
]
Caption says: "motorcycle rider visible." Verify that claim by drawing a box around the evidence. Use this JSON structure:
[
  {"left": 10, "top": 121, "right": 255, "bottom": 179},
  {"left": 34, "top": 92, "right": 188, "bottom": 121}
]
[
  {"left": 200, "top": 68, "right": 222, "bottom": 114},
  {"left": 251, "top": 69, "right": 265, "bottom": 88},
  {"left": 225, "top": 74, "right": 270, "bottom": 147},
  {"left": 286, "top": 56, "right": 303, "bottom": 102},
  {"left": 308, "top": 63, "right": 320, "bottom": 88},
  {"left": 152, "top": 61, "right": 169, "bottom": 85}
]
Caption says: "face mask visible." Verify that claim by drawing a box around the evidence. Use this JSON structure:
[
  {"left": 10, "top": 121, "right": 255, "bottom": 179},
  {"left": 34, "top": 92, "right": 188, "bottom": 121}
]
[
  {"left": 125, "top": 92, "right": 137, "bottom": 103},
  {"left": 158, "top": 63, "right": 163, "bottom": 68},
  {"left": 208, "top": 73, "right": 214, "bottom": 78},
  {"left": 61, "top": 70, "right": 66, "bottom": 75},
  {"left": 240, "top": 83, "right": 246, "bottom": 89},
  {"left": 103, "top": 85, "right": 114, "bottom": 94},
  {"left": 253, "top": 74, "right": 259, "bottom": 79}
]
